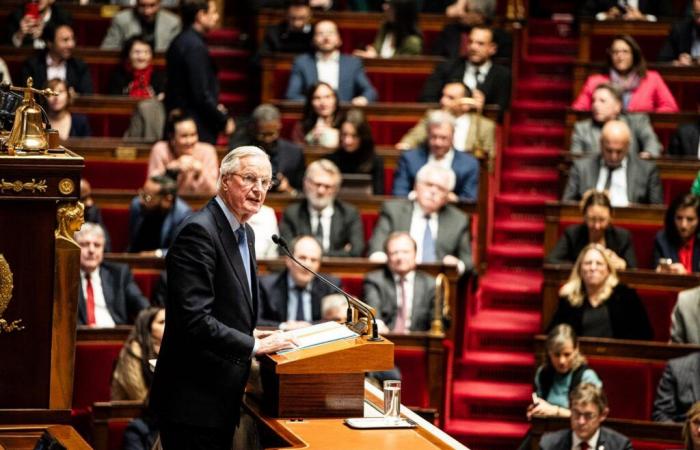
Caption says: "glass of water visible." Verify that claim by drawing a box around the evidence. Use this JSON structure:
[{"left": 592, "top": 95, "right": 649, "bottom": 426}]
[{"left": 383, "top": 380, "right": 401, "bottom": 421}]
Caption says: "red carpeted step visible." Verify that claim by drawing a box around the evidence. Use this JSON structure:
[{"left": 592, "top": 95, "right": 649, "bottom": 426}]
[
  {"left": 519, "top": 54, "right": 574, "bottom": 78},
  {"left": 488, "top": 243, "right": 544, "bottom": 260},
  {"left": 476, "top": 268, "right": 543, "bottom": 310},
  {"left": 504, "top": 146, "right": 563, "bottom": 159},
  {"left": 493, "top": 218, "right": 545, "bottom": 247},
  {"left": 218, "top": 71, "right": 248, "bottom": 91},
  {"left": 457, "top": 350, "right": 536, "bottom": 383},
  {"left": 515, "top": 77, "right": 572, "bottom": 103},
  {"left": 509, "top": 123, "right": 566, "bottom": 147},
  {"left": 465, "top": 309, "right": 541, "bottom": 351},
  {"left": 499, "top": 168, "right": 560, "bottom": 196},
  {"left": 451, "top": 380, "right": 532, "bottom": 421},
  {"left": 209, "top": 47, "right": 249, "bottom": 69},
  {"left": 527, "top": 36, "right": 577, "bottom": 56},
  {"left": 207, "top": 28, "right": 241, "bottom": 46},
  {"left": 494, "top": 192, "right": 557, "bottom": 219},
  {"left": 219, "top": 92, "right": 249, "bottom": 114}
]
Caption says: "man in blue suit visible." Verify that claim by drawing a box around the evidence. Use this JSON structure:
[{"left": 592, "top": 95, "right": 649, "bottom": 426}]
[
  {"left": 393, "top": 110, "right": 479, "bottom": 201},
  {"left": 285, "top": 20, "right": 377, "bottom": 105}
]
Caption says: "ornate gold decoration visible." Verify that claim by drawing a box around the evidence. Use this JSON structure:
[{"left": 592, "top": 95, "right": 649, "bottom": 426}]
[
  {"left": 55, "top": 202, "right": 85, "bottom": 243},
  {"left": 58, "top": 178, "right": 75, "bottom": 195},
  {"left": 0, "top": 178, "right": 47, "bottom": 194},
  {"left": 6, "top": 77, "right": 57, "bottom": 154},
  {"left": 0, "top": 254, "right": 24, "bottom": 334},
  {"left": 430, "top": 273, "right": 450, "bottom": 336}
]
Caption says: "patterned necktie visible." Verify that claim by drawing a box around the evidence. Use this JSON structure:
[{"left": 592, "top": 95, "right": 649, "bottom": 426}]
[
  {"left": 422, "top": 215, "right": 437, "bottom": 262},
  {"left": 236, "top": 227, "right": 251, "bottom": 293},
  {"left": 295, "top": 286, "right": 306, "bottom": 321},
  {"left": 85, "top": 272, "right": 96, "bottom": 326},
  {"left": 580, "top": 442, "right": 589, "bottom": 450},
  {"left": 394, "top": 277, "right": 407, "bottom": 332},
  {"left": 314, "top": 213, "right": 324, "bottom": 245}
]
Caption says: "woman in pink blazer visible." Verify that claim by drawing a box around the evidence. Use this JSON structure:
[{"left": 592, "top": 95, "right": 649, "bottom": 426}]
[{"left": 572, "top": 34, "right": 679, "bottom": 113}]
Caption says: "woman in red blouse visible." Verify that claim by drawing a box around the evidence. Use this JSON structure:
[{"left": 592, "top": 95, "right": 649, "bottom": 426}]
[{"left": 654, "top": 193, "right": 700, "bottom": 274}]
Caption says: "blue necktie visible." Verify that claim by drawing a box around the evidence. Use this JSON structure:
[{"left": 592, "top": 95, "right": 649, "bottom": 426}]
[
  {"left": 295, "top": 286, "right": 306, "bottom": 321},
  {"left": 236, "top": 226, "right": 252, "bottom": 293},
  {"left": 422, "top": 215, "right": 437, "bottom": 262}
]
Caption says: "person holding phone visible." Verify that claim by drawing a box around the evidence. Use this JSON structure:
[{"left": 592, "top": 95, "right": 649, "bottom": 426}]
[
  {"left": 7, "top": 0, "right": 71, "bottom": 49},
  {"left": 654, "top": 193, "right": 700, "bottom": 274}
]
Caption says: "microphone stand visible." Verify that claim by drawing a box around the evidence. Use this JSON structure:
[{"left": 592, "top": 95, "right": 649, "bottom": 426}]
[{"left": 272, "top": 234, "right": 383, "bottom": 341}]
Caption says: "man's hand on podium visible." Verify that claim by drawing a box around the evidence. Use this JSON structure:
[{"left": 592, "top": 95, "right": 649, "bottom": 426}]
[{"left": 254, "top": 329, "right": 299, "bottom": 355}]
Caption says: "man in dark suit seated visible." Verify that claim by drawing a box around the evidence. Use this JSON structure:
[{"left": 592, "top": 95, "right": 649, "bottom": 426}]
[
  {"left": 258, "top": 235, "right": 340, "bottom": 330},
  {"left": 101, "top": 0, "right": 182, "bottom": 53},
  {"left": 540, "top": 383, "right": 632, "bottom": 450},
  {"left": 75, "top": 223, "right": 149, "bottom": 327},
  {"left": 562, "top": 120, "right": 663, "bottom": 206},
  {"left": 370, "top": 163, "right": 472, "bottom": 276},
  {"left": 658, "top": 0, "right": 700, "bottom": 66},
  {"left": 284, "top": 19, "right": 378, "bottom": 105},
  {"left": 652, "top": 351, "right": 700, "bottom": 422},
  {"left": 669, "top": 120, "right": 700, "bottom": 157},
  {"left": 229, "top": 104, "right": 305, "bottom": 196},
  {"left": 420, "top": 25, "right": 511, "bottom": 117},
  {"left": 260, "top": 0, "right": 314, "bottom": 54},
  {"left": 393, "top": 109, "right": 479, "bottom": 202},
  {"left": 128, "top": 174, "right": 192, "bottom": 254},
  {"left": 364, "top": 232, "right": 437, "bottom": 333},
  {"left": 21, "top": 23, "right": 93, "bottom": 94},
  {"left": 280, "top": 159, "right": 365, "bottom": 256},
  {"left": 578, "top": 0, "right": 673, "bottom": 21}
]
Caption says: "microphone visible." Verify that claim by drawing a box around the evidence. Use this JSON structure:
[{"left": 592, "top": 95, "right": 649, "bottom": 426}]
[{"left": 271, "top": 234, "right": 382, "bottom": 341}]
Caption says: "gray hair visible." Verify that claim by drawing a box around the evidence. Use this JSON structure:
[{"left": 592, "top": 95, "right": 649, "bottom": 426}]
[
  {"left": 304, "top": 158, "right": 342, "bottom": 185},
  {"left": 74, "top": 222, "right": 105, "bottom": 242},
  {"left": 427, "top": 109, "right": 456, "bottom": 130},
  {"left": 252, "top": 103, "right": 280, "bottom": 123},
  {"left": 415, "top": 163, "right": 457, "bottom": 192},
  {"left": 321, "top": 294, "right": 347, "bottom": 319},
  {"left": 217, "top": 146, "right": 270, "bottom": 191},
  {"left": 470, "top": 0, "right": 496, "bottom": 18}
]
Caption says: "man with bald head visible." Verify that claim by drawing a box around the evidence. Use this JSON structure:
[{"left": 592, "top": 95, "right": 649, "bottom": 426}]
[
  {"left": 563, "top": 120, "right": 663, "bottom": 206},
  {"left": 285, "top": 19, "right": 377, "bottom": 104}
]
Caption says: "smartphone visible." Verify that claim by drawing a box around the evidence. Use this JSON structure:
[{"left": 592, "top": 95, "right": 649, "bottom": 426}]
[
  {"left": 25, "top": 1, "right": 40, "bottom": 20},
  {"left": 658, "top": 258, "right": 673, "bottom": 270}
]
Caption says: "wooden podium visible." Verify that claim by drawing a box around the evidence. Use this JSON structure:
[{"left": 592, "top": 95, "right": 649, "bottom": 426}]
[
  {"left": 259, "top": 334, "right": 394, "bottom": 418},
  {"left": 0, "top": 151, "right": 84, "bottom": 423}
]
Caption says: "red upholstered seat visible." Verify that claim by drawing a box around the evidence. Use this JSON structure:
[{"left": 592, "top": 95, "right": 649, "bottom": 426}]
[
  {"left": 101, "top": 207, "right": 130, "bottom": 253},
  {"left": 631, "top": 439, "right": 681, "bottom": 450},
  {"left": 86, "top": 113, "right": 133, "bottom": 138},
  {"left": 339, "top": 275, "right": 364, "bottom": 298},
  {"left": 637, "top": 289, "right": 677, "bottom": 342},
  {"left": 132, "top": 269, "right": 163, "bottom": 302},
  {"left": 108, "top": 421, "right": 129, "bottom": 450},
  {"left": 83, "top": 160, "right": 148, "bottom": 190},
  {"left": 73, "top": 341, "right": 124, "bottom": 411},
  {"left": 395, "top": 347, "right": 429, "bottom": 407}
]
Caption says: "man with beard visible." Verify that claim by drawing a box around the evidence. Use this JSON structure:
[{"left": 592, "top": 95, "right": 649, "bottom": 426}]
[
  {"left": 101, "top": 0, "right": 181, "bottom": 52},
  {"left": 280, "top": 159, "right": 365, "bottom": 257},
  {"left": 128, "top": 174, "right": 192, "bottom": 254}
]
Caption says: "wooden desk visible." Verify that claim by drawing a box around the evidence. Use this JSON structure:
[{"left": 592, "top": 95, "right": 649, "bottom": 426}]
[
  {"left": 245, "top": 380, "right": 468, "bottom": 450},
  {"left": 0, "top": 425, "right": 91, "bottom": 450},
  {"left": 92, "top": 401, "right": 147, "bottom": 450},
  {"left": 577, "top": 18, "right": 675, "bottom": 62}
]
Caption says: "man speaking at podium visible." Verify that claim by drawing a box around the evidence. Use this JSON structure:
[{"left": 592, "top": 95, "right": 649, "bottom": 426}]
[{"left": 150, "top": 146, "right": 297, "bottom": 450}]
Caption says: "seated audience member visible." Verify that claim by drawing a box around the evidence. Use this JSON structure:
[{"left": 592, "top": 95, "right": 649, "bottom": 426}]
[
  {"left": 364, "top": 232, "right": 437, "bottom": 333},
  {"left": 258, "top": 235, "right": 340, "bottom": 329},
  {"left": 369, "top": 164, "right": 473, "bottom": 275},
  {"left": 546, "top": 190, "right": 636, "bottom": 269},
  {"left": 76, "top": 223, "right": 150, "bottom": 327},
  {"left": 101, "top": 0, "right": 181, "bottom": 52},
  {"left": 393, "top": 110, "right": 479, "bottom": 201},
  {"left": 572, "top": 35, "right": 679, "bottom": 113},
  {"left": 540, "top": 384, "right": 633, "bottom": 450},
  {"left": 128, "top": 175, "right": 192, "bottom": 253},
  {"left": 285, "top": 20, "right": 378, "bottom": 104},
  {"left": 578, "top": 0, "right": 673, "bottom": 21},
  {"left": 548, "top": 243, "right": 653, "bottom": 340},
  {"left": 231, "top": 104, "right": 305, "bottom": 195},
  {"left": 0, "top": 58, "right": 12, "bottom": 84},
  {"left": 562, "top": 120, "right": 663, "bottom": 206},
  {"left": 280, "top": 159, "right": 365, "bottom": 256},
  {"left": 420, "top": 26, "right": 511, "bottom": 118},
  {"left": 528, "top": 325, "right": 602, "bottom": 420},
  {"left": 7, "top": 0, "right": 71, "bottom": 49},
  {"left": 684, "top": 402, "right": 700, "bottom": 450},
  {"left": 433, "top": 0, "right": 512, "bottom": 61},
  {"left": 111, "top": 307, "right": 165, "bottom": 401},
  {"left": 654, "top": 193, "right": 700, "bottom": 274},
  {"left": 658, "top": 0, "right": 700, "bottom": 65},
  {"left": 108, "top": 35, "right": 165, "bottom": 98},
  {"left": 147, "top": 110, "right": 219, "bottom": 196},
  {"left": 80, "top": 178, "right": 111, "bottom": 252},
  {"left": 327, "top": 109, "right": 385, "bottom": 195},
  {"left": 571, "top": 83, "right": 661, "bottom": 158},
  {"left": 397, "top": 81, "right": 496, "bottom": 159},
  {"left": 248, "top": 205, "right": 280, "bottom": 258},
  {"left": 671, "top": 284, "right": 700, "bottom": 344},
  {"left": 669, "top": 119, "right": 700, "bottom": 157},
  {"left": 653, "top": 351, "right": 700, "bottom": 422},
  {"left": 46, "top": 78, "right": 91, "bottom": 140},
  {"left": 321, "top": 293, "right": 347, "bottom": 322},
  {"left": 260, "top": 0, "right": 314, "bottom": 54},
  {"left": 21, "top": 23, "right": 93, "bottom": 94},
  {"left": 292, "top": 82, "right": 342, "bottom": 148},
  {"left": 123, "top": 98, "right": 166, "bottom": 142},
  {"left": 353, "top": 0, "right": 423, "bottom": 58}
]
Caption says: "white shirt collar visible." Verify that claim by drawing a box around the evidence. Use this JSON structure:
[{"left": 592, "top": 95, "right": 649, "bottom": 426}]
[
  {"left": 315, "top": 50, "right": 340, "bottom": 62},
  {"left": 572, "top": 428, "right": 600, "bottom": 450}
]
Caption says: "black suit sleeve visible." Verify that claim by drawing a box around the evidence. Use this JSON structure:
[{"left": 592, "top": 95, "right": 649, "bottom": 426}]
[
  {"left": 545, "top": 232, "right": 576, "bottom": 265},
  {"left": 72, "top": 59, "right": 94, "bottom": 94},
  {"left": 619, "top": 287, "right": 653, "bottom": 340},
  {"left": 658, "top": 22, "right": 684, "bottom": 62},
  {"left": 122, "top": 267, "right": 150, "bottom": 321},
  {"left": 372, "top": 156, "right": 385, "bottom": 195},
  {"left": 181, "top": 41, "right": 227, "bottom": 131},
  {"left": 647, "top": 163, "right": 664, "bottom": 204},
  {"left": 652, "top": 362, "right": 681, "bottom": 422},
  {"left": 617, "top": 229, "right": 637, "bottom": 269},
  {"left": 420, "top": 60, "right": 453, "bottom": 102}
]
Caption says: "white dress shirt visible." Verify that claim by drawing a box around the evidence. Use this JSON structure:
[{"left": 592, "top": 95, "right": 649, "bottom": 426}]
[
  {"left": 453, "top": 114, "right": 472, "bottom": 151},
  {"left": 247, "top": 205, "right": 279, "bottom": 258},
  {"left": 80, "top": 269, "right": 116, "bottom": 328},
  {"left": 427, "top": 148, "right": 455, "bottom": 170},
  {"left": 462, "top": 61, "right": 492, "bottom": 92},
  {"left": 308, "top": 203, "right": 334, "bottom": 252},
  {"left": 571, "top": 428, "right": 600, "bottom": 450},
  {"left": 595, "top": 157, "right": 629, "bottom": 207},
  {"left": 46, "top": 53, "right": 67, "bottom": 83},
  {"left": 315, "top": 50, "right": 340, "bottom": 90}
]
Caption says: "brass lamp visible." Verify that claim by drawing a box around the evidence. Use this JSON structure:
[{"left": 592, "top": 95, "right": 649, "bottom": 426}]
[{"left": 5, "top": 77, "right": 56, "bottom": 154}]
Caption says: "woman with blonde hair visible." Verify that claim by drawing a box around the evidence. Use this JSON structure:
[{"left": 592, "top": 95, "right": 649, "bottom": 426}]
[
  {"left": 684, "top": 402, "right": 700, "bottom": 450},
  {"left": 548, "top": 243, "right": 653, "bottom": 340}
]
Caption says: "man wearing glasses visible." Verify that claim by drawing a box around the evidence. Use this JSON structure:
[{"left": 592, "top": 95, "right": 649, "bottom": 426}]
[{"left": 540, "top": 383, "right": 632, "bottom": 450}]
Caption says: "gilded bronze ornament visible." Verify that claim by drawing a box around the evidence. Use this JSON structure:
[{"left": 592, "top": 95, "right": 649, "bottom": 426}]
[
  {"left": 55, "top": 202, "right": 84, "bottom": 244},
  {"left": 0, "top": 254, "right": 24, "bottom": 334},
  {"left": 0, "top": 178, "right": 47, "bottom": 194},
  {"left": 58, "top": 178, "right": 75, "bottom": 195}
]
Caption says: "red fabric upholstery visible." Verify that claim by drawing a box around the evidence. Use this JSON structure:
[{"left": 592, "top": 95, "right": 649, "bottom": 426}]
[
  {"left": 84, "top": 160, "right": 148, "bottom": 190},
  {"left": 108, "top": 421, "right": 130, "bottom": 450},
  {"left": 86, "top": 113, "right": 133, "bottom": 138},
  {"left": 133, "top": 269, "right": 163, "bottom": 302},
  {"left": 637, "top": 289, "right": 676, "bottom": 342},
  {"left": 101, "top": 207, "right": 130, "bottom": 253},
  {"left": 339, "top": 275, "right": 364, "bottom": 298},
  {"left": 395, "top": 347, "right": 429, "bottom": 408},
  {"left": 662, "top": 178, "right": 693, "bottom": 207},
  {"left": 631, "top": 439, "right": 680, "bottom": 450},
  {"left": 360, "top": 212, "right": 379, "bottom": 244},
  {"left": 73, "top": 342, "right": 124, "bottom": 410},
  {"left": 384, "top": 167, "right": 395, "bottom": 195}
]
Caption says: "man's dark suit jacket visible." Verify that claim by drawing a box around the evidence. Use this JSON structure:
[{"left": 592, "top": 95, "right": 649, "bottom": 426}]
[
  {"left": 260, "top": 22, "right": 313, "bottom": 54},
  {"left": 5, "top": 5, "right": 72, "bottom": 48},
  {"left": 653, "top": 229, "right": 700, "bottom": 273},
  {"left": 284, "top": 52, "right": 378, "bottom": 102},
  {"left": 539, "top": 426, "right": 633, "bottom": 450},
  {"left": 562, "top": 154, "right": 664, "bottom": 204},
  {"left": 430, "top": 23, "right": 512, "bottom": 62},
  {"left": 652, "top": 352, "right": 700, "bottom": 422},
  {"left": 77, "top": 262, "right": 149, "bottom": 325},
  {"left": 545, "top": 223, "right": 637, "bottom": 268},
  {"left": 257, "top": 269, "right": 340, "bottom": 327},
  {"left": 280, "top": 199, "right": 365, "bottom": 257},
  {"left": 419, "top": 58, "right": 511, "bottom": 116},
  {"left": 363, "top": 267, "right": 436, "bottom": 332},
  {"left": 659, "top": 17, "right": 697, "bottom": 62},
  {"left": 578, "top": 0, "right": 673, "bottom": 18},
  {"left": 392, "top": 146, "right": 479, "bottom": 201},
  {"left": 150, "top": 200, "right": 258, "bottom": 429},
  {"left": 165, "top": 27, "right": 227, "bottom": 145},
  {"left": 668, "top": 122, "right": 700, "bottom": 157},
  {"left": 21, "top": 51, "right": 93, "bottom": 94}
]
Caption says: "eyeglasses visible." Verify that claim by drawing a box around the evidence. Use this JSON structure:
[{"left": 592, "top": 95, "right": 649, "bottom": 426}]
[
  {"left": 232, "top": 173, "right": 275, "bottom": 191},
  {"left": 305, "top": 179, "right": 336, "bottom": 190},
  {"left": 571, "top": 410, "right": 599, "bottom": 422}
]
